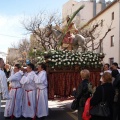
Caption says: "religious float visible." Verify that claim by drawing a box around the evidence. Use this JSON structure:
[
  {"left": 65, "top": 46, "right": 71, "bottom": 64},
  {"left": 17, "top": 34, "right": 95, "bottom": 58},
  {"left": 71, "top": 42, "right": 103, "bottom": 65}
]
[
  {"left": 38, "top": 50, "right": 104, "bottom": 99},
  {"left": 37, "top": 5, "right": 106, "bottom": 99}
]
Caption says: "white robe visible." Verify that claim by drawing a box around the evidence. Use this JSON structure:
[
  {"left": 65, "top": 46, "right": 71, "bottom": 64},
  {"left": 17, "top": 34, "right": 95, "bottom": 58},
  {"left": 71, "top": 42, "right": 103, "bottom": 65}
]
[
  {"left": 0, "top": 69, "right": 10, "bottom": 113},
  {"left": 35, "top": 70, "right": 48, "bottom": 118},
  {"left": 20, "top": 71, "right": 37, "bottom": 118},
  {"left": 4, "top": 70, "right": 23, "bottom": 118}
]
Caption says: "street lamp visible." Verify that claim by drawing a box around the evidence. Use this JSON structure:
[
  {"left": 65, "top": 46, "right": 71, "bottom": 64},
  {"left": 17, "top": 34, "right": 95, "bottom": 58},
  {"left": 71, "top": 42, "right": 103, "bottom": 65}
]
[
  {"left": 22, "top": 51, "right": 27, "bottom": 66},
  {"left": 33, "top": 47, "right": 37, "bottom": 53}
]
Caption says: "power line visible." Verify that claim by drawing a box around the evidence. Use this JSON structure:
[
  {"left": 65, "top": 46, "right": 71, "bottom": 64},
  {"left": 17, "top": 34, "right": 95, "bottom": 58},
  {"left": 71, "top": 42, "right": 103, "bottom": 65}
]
[{"left": 0, "top": 33, "right": 24, "bottom": 38}]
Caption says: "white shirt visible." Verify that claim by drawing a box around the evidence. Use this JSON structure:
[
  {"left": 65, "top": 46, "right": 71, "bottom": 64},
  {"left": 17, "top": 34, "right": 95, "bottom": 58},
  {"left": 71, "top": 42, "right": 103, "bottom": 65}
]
[{"left": 100, "top": 70, "right": 112, "bottom": 76}]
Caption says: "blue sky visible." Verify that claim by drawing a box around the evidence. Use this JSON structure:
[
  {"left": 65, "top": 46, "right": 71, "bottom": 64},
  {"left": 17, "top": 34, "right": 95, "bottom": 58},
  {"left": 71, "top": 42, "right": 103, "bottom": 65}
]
[
  {"left": 0, "top": 0, "right": 71, "bottom": 53},
  {"left": 0, "top": 0, "right": 69, "bottom": 15}
]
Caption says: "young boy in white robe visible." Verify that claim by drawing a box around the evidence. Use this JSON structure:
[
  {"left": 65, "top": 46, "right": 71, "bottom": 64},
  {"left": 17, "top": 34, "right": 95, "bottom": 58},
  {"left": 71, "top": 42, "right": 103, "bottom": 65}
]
[
  {"left": 4, "top": 64, "right": 23, "bottom": 119},
  {"left": 20, "top": 63, "right": 37, "bottom": 119},
  {"left": 34, "top": 63, "right": 48, "bottom": 119}
]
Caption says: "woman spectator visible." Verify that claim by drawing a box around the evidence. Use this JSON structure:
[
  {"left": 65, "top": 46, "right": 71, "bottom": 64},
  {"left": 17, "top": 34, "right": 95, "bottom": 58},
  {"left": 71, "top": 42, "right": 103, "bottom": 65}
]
[
  {"left": 90, "top": 72, "right": 115, "bottom": 120},
  {"left": 72, "top": 69, "right": 92, "bottom": 120}
]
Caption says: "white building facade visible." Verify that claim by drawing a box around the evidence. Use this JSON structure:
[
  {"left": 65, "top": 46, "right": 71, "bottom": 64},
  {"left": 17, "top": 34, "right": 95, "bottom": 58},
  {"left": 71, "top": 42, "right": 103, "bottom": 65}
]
[
  {"left": 62, "top": 0, "right": 108, "bottom": 27},
  {"left": 81, "top": 0, "right": 120, "bottom": 65}
]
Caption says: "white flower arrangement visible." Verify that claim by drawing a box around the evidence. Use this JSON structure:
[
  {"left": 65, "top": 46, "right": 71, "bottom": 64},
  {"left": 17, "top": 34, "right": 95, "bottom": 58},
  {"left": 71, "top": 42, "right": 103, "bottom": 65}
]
[
  {"left": 38, "top": 50, "right": 103, "bottom": 70},
  {"left": 72, "top": 58, "right": 75, "bottom": 61},
  {"left": 68, "top": 62, "right": 70, "bottom": 65},
  {"left": 95, "top": 62, "right": 97, "bottom": 64},
  {"left": 58, "top": 62, "right": 61, "bottom": 65},
  {"left": 55, "top": 63, "right": 58, "bottom": 66}
]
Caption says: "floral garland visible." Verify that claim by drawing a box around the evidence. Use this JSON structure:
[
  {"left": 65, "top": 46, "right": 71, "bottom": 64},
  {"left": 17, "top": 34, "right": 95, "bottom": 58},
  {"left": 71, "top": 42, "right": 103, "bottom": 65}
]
[{"left": 37, "top": 50, "right": 104, "bottom": 70}]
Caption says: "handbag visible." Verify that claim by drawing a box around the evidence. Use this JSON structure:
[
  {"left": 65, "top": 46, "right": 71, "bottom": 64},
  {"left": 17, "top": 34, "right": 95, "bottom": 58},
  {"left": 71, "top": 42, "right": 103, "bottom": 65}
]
[
  {"left": 71, "top": 98, "right": 79, "bottom": 110},
  {"left": 82, "top": 97, "right": 92, "bottom": 120},
  {"left": 90, "top": 86, "right": 110, "bottom": 117}
]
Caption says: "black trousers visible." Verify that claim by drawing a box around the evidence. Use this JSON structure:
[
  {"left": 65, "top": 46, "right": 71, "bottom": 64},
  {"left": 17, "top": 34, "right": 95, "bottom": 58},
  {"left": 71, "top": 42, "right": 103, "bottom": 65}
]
[
  {"left": 113, "top": 102, "right": 118, "bottom": 120},
  {"left": 90, "top": 116, "right": 110, "bottom": 120},
  {"left": 78, "top": 106, "right": 84, "bottom": 120}
]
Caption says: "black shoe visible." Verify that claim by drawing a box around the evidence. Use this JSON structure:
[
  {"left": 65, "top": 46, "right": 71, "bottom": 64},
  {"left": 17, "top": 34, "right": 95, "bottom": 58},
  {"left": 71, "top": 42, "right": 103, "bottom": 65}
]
[
  {"left": 27, "top": 117, "right": 32, "bottom": 120},
  {"left": 38, "top": 116, "right": 46, "bottom": 120},
  {"left": 4, "top": 117, "right": 11, "bottom": 120},
  {"left": 14, "top": 117, "right": 21, "bottom": 120}
]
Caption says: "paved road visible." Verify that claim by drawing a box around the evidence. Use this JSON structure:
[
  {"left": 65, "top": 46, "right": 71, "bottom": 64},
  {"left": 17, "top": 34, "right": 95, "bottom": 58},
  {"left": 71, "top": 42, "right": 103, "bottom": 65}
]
[{"left": 0, "top": 99, "right": 78, "bottom": 120}]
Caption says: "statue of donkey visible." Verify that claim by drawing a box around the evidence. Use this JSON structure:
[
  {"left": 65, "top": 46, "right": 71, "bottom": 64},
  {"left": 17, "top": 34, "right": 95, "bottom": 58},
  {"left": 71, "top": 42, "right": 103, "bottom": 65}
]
[{"left": 45, "top": 24, "right": 91, "bottom": 52}]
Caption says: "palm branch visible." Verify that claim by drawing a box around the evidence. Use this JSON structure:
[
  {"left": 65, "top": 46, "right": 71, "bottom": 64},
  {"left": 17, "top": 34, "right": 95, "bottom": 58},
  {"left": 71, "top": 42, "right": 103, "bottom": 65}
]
[
  {"left": 58, "top": 5, "right": 85, "bottom": 47},
  {"left": 67, "top": 5, "right": 85, "bottom": 29}
]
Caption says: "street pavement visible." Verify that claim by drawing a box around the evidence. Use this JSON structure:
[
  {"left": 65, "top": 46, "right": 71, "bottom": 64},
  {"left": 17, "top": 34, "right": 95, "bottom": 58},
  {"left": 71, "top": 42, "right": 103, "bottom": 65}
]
[{"left": 0, "top": 98, "right": 78, "bottom": 120}]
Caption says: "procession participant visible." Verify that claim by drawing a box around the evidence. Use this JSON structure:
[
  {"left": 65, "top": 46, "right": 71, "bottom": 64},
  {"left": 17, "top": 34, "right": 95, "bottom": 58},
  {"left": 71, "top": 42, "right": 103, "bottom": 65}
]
[
  {"left": 34, "top": 63, "right": 48, "bottom": 119},
  {"left": 100, "top": 63, "right": 111, "bottom": 84},
  {"left": 4, "top": 64, "right": 23, "bottom": 119},
  {"left": 20, "top": 63, "right": 37, "bottom": 119},
  {"left": 111, "top": 62, "right": 120, "bottom": 73},
  {"left": 0, "top": 58, "right": 10, "bottom": 113}
]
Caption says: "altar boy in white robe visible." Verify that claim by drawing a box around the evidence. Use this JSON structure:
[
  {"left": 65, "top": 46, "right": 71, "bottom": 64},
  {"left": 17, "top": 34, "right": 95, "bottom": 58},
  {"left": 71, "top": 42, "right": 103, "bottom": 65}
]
[
  {"left": 35, "top": 63, "right": 48, "bottom": 119},
  {"left": 4, "top": 64, "right": 23, "bottom": 119},
  {"left": 0, "top": 58, "right": 10, "bottom": 114},
  {"left": 20, "top": 63, "right": 37, "bottom": 119}
]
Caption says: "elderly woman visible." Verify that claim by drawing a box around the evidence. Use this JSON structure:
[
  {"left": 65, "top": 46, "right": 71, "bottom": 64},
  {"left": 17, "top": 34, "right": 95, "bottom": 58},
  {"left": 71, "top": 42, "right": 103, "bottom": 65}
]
[
  {"left": 90, "top": 72, "right": 115, "bottom": 120},
  {"left": 72, "top": 69, "right": 92, "bottom": 120}
]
